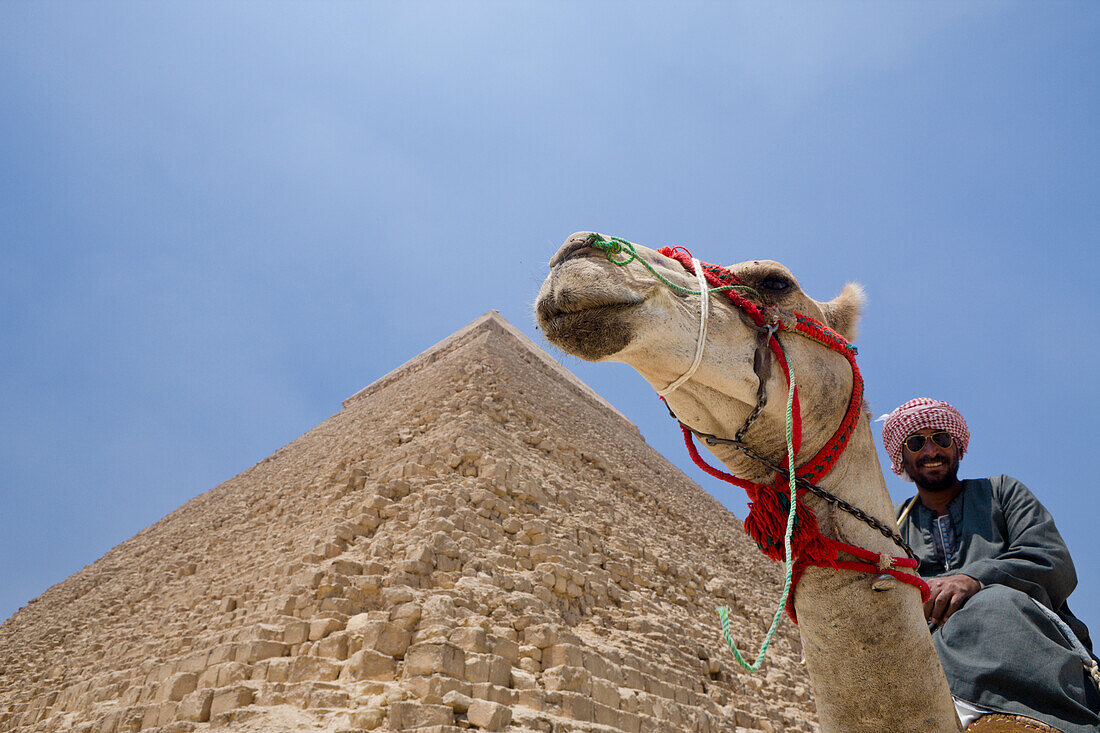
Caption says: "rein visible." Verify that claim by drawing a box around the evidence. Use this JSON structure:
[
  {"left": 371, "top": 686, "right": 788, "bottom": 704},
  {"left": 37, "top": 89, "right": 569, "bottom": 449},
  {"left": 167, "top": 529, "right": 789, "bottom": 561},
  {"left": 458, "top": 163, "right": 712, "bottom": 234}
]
[{"left": 584, "top": 235, "right": 930, "bottom": 636}]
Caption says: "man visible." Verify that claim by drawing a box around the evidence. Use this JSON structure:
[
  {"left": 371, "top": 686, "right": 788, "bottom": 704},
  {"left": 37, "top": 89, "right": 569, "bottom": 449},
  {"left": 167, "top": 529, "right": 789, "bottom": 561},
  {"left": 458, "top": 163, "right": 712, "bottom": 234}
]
[{"left": 882, "top": 398, "right": 1099, "bottom": 732}]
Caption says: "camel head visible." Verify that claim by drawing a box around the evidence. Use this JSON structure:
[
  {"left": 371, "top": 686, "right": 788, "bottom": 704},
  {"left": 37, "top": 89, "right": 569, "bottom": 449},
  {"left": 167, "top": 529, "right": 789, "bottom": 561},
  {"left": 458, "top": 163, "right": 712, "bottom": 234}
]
[{"left": 536, "top": 232, "right": 866, "bottom": 478}]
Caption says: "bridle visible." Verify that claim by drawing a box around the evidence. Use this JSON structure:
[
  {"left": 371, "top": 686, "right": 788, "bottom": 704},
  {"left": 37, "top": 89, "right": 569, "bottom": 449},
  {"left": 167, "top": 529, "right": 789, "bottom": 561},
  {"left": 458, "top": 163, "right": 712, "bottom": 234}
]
[{"left": 584, "top": 234, "right": 930, "bottom": 622}]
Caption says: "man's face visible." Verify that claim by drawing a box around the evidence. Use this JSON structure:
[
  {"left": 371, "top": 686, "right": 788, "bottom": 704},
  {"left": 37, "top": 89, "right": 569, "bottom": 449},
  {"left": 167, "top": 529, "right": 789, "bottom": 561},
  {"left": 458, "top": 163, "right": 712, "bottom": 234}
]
[{"left": 901, "top": 427, "right": 960, "bottom": 491}]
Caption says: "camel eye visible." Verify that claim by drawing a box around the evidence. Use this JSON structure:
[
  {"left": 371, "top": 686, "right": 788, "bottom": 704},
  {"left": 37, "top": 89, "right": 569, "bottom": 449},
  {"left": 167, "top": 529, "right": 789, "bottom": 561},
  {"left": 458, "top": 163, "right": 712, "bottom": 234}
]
[{"left": 760, "top": 275, "right": 791, "bottom": 293}]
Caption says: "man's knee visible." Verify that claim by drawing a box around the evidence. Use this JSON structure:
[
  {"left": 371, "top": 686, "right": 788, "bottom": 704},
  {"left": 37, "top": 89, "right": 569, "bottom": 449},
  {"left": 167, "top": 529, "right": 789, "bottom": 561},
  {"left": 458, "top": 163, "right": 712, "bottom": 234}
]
[{"left": 963, "top": 584, "right": 1032, "bottom": 614}]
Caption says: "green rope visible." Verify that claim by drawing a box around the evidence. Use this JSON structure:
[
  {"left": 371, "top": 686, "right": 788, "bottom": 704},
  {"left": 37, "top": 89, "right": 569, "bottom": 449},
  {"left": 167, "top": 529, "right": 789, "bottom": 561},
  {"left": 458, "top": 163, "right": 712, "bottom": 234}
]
[
  {"left": 587, "top": 232, "right": 794, "bottom": 672},
  {"left": 716, "top": 364, "right": 798, "bottom": 672},
  {"left": 587, "top": 235, "right": 761, "bottom": 300}
]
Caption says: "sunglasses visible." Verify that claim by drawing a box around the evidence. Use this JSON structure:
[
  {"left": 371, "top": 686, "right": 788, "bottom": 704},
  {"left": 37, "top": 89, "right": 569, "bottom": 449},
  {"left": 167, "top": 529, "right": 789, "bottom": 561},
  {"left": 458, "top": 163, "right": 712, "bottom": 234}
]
[{"left": 903, "top": 431, "right": 954, "bottom": 453}]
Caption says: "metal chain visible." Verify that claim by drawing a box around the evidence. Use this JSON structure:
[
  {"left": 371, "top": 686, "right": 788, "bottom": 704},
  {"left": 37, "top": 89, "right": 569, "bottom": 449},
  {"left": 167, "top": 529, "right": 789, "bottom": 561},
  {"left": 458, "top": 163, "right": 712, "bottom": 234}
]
[
  {"left": 734, "top": 322, "right": 779, "bottom": 443},
  {"left": 666, "top": 406, "right": 918, "bottom": 561}
]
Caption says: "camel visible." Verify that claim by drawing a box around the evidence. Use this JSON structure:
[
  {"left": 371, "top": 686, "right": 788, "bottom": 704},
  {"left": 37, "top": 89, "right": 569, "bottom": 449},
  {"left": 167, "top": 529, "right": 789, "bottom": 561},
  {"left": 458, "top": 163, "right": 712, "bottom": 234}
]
[{"left": 535, "top": 232, "right": 1059, "bottom": 733}]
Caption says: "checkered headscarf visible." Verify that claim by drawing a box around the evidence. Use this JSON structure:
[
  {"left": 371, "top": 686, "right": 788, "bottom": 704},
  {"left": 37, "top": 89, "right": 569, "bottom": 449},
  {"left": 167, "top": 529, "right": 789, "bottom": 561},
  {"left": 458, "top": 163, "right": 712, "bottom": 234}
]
[{"left": 881, "top": 398, "right": 969, "bottom": 479}]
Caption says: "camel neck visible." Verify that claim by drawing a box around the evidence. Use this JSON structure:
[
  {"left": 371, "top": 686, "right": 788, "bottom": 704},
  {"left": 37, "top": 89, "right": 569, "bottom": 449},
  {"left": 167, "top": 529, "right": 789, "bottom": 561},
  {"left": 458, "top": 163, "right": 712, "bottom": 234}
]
[{"left": 793, "top": 418, "right": 963, "bottom": 732}]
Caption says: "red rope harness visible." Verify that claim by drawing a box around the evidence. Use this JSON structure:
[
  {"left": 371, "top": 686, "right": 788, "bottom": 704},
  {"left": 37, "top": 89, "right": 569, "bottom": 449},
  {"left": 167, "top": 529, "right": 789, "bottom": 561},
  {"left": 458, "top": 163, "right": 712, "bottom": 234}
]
[{"left": 658, "top": 247, "right": 930, "bottom": 621}]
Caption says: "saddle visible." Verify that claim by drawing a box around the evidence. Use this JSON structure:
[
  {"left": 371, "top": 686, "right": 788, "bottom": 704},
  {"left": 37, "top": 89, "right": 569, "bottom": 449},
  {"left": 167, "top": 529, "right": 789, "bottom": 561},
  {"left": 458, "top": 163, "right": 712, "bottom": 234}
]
[{"left": 966, "top": 714, "right": 1061, "bottom": 732}]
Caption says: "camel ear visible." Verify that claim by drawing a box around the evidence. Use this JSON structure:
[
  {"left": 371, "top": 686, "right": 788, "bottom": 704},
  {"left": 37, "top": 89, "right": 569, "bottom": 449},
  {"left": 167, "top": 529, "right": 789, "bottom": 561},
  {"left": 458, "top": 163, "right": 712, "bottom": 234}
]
[{"left": 821, "top": 282, "right": 865, "bottom": 342}]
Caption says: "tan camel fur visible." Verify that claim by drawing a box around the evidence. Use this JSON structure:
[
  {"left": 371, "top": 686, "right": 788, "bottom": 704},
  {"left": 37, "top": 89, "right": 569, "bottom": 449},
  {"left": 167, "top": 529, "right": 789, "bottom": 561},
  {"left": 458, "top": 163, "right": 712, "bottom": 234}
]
[{"left": 536, "top": 232, "right": 964, "bottom": 733}]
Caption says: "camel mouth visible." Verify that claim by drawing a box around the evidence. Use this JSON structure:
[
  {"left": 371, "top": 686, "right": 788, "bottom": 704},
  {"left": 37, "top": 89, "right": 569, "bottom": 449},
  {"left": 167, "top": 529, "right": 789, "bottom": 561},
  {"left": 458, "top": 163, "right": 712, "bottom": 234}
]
[
  {"left": 535, "top": 293, "right": 645, "bottom": 323},
  {"left": 536, "top": 292, "right": 644, "bottom": 361}
]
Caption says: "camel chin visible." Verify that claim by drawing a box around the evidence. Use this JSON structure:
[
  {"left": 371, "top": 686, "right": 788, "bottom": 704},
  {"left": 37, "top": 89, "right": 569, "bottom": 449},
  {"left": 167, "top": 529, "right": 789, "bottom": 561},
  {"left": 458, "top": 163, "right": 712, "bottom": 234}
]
[{"left": 536, "top": 302, "right": 639, "bottom": 361}]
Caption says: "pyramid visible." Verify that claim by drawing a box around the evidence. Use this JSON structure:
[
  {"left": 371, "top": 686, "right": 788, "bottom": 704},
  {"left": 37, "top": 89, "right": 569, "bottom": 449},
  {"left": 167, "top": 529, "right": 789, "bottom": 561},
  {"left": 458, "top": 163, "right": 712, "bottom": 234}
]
[{"left": 0, "top": 312, "right": 817, "bottom": 733}]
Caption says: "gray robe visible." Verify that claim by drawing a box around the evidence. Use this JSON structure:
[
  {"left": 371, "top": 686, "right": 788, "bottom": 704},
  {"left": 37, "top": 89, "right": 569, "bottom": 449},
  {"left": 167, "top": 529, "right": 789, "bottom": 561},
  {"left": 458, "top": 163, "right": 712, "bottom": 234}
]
[{"left": 895, "top": 475, "right": 1100, "bottom": 733}]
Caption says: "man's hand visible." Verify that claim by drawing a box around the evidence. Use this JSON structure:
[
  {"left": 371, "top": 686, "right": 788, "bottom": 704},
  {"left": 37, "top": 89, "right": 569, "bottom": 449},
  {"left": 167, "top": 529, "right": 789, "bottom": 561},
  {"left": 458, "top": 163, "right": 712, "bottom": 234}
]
[{"left": 924, "top": 574, "right": 981, "bottom": 626}]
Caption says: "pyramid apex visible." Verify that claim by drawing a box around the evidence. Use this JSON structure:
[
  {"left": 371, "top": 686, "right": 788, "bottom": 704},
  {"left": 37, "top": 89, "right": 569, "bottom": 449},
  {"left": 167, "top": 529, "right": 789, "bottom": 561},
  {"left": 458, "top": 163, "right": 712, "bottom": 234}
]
[{"left": 341, "top": 311, "right": 634, "bottom": 433}]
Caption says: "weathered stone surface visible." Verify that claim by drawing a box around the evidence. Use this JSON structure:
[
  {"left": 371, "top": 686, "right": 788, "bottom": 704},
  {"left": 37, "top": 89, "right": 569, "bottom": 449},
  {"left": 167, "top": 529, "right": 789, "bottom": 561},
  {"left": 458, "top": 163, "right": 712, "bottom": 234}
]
[
  {"left": 341, "top": 649, "right": 396, "bottom": 681},
  {"left": 404, "top": 642, "right": 465, "bottom": 679},
  {"left": 388, "top": 701, "right": 454, "bottom": 729},
  {"left": 358, "top": 620, "right": 411, "bottom": 658},
  {"left": 0, "top": 313, "right": 817, "bottom": 732},
  {"left": 176, "top": 690, "right": 213, "bottom": 722},
  {"left": 159, "top": 672, "right": 197, "bottom": 702},
  {"left": 467, "top": 699, "right": 512, "bottom": 730},
  {"left": 208, "top": 685, "right": 253, "bottom": 716}
]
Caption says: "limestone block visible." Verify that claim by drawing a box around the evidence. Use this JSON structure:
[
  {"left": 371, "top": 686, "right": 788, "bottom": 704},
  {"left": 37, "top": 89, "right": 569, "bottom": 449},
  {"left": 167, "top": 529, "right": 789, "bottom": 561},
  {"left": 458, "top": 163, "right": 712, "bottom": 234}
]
[
  {"left": 157, "top": 699, "right": 180, "bottom": 721},
  {"left": 348, "top": 708, "right": 386, "bottom": 730},
  {"left": 313, "top": 631, "right": 349, "bottom": 660},
  {"left": 359, "top": 620, "right": 412, "bottom": 658},
  {"left": 449, "top": 626, "right": 488, "bottom": 654},
  {"left": 582, "top": 649, "right": 613, "bottom": 680},
  {"left": 390, "top": 601, "right": 422, "bottom": 631},
  {"left": 356, "top": 513, "right": 381, "bottom": 532},
  {"left": 490, "top": 635, "right": 519, "bottom": 664},
  {"left": 510, "top": 667, "right": 537, "bottom": 690},
  {"left": 515, "top": 687, "right": 547, "bottom": 711},
  {"left": 407, "top": 674, "right": 471, "bottom": 704},
  {"left": 341, "top": 649, "right": 396, "bottom": 681},
  {"left": 244, "top": 623, "right": 285, "bottom": 642},
  {"left": 596, "top": 700, "right": 625, "bottom": 728},
  {"left": 208, "top": 686, "right": 253, "bottom": 716},
  {"left": 307, "top": 686, "right": 350, "bottom": 709},
  {"left": 158, "top": 673, "right": 197, "bottom": 703},
  {"left": 146, "top": 660, "right": 177, "bottom": 685},
  {"left": 486, "top": 654, "right": 511, "bottom": 687},
  {"left": 522, "top": 624, "right": 557, "bottom": 649},
  {"left": 345, "top": 612, "right": 373, "bottom": 633},
  {"left": 255, "top": 657, "right": 292, "bottom": 683},
  {"left": 467, "top": 699, "right": 512, "bottom": 731},
  {"left": 175, "top": 650, "right": 210, "bottom": 674},
  {"left": 442, "top": 689, "right": 473, "bottom": 713},
  {"left": 542, "top": 665, "right": 592, "bottom": 694},
  {"left": 196, "top": 666, "right": 220, "bottom": 689},
  {"left": 142, "top": 702, "right": 174, "bottom": 730},
  {"left": 348, "top": 464, "right": 370, "bottom": 490},
  {"left": 404, "top": 642, "right": 465, "bottom": 679},
  {"left": 238, "top": 640, "right": 288, "bottom": 663},
  {"left": 320, "top": 596, "right": 358, "bottom": 615},
  {"left": 468, "top": 682, "right": 514, "bottom": 706},
  {"left": 283, "top": 620, "right": 310, "bottom": 645},
  {"left": 617, "top": 709, "right": 643, "bottom": 733},
  {"left": 560, "top": 691, "right": 595, "bottom": 720},
  {"left": 382, "top": 586, "right": 417, "bottom": 606},
  {"left": 463, "top": 653, "right": 489, "bottom": 684},
  {"left": 388, "top": 701, "right": 453, "bottom": 730},
  {"left": 592, "top": 677, "right": 621, "bottom": 710},
  {"left": 620, "top": 665, "right": 646, "bottom": 691},
  {"left": 215, "top": 662, "right": 250, "bottom": 687},
  {"left": 366, "top": 495, "right": 393, "bottom": 511},
  {"left": 206, "top": 643, "right": 240, "bottom": 666},
  {"left": 543, "top": 643, "right": 584, "bottom": 669},
  {"left": 287, "top": 656, "right": 342, "bottom": 682},
  {"left": 308, "top": 617, "right": 345, "bottom": 641}
]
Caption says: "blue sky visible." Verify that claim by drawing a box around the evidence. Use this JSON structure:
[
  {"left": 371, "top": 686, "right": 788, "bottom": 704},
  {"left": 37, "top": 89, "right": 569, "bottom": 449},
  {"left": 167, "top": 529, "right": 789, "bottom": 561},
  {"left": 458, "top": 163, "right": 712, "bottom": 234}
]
[{"left": 2, "top": 3, "right": 1098, "bottom": 637}]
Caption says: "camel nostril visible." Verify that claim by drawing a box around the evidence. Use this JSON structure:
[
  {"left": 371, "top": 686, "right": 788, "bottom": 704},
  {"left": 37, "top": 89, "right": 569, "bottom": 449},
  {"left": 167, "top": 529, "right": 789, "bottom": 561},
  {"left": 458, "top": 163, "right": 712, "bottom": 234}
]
[{"left": 549, "top": 233, "right": 602, "bottom": 267}]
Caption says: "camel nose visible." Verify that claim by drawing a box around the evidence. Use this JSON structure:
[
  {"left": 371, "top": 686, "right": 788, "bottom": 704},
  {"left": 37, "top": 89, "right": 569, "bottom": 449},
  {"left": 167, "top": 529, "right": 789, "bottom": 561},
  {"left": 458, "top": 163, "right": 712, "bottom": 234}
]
[{"left": 549, "top": 232, "right": 601, "bottom": 267}]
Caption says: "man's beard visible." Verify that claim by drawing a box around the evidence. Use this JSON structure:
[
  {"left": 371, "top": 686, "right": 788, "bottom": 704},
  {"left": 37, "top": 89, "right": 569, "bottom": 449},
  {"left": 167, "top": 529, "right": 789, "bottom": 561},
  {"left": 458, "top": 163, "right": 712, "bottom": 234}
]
[{"left": 914, "top": 470, "right": 959, "bottom": 493}]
